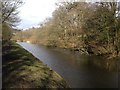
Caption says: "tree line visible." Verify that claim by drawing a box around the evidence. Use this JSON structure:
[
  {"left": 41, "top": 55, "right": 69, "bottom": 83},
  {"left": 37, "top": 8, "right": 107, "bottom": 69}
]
[{"left": 13, "top": 1, "right": 120, "bottom": 58}]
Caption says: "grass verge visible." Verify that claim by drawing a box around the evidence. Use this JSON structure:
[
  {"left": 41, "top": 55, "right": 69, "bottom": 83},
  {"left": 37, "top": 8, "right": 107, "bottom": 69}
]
[{"left": 2, "top": 41, "right": 69, "bottom": 88}]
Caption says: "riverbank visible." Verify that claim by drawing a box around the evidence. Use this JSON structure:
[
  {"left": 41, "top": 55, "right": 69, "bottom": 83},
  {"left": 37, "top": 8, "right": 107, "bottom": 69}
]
[
  {"left": 17, "top": 42, "right": 119, "bottom": 88},
  {"left": 34, "top": 41, "right": 120, "bottom": 60},
  {"left": 18, "top": 38, "right": 120, "bottom": 59},
  {"left": 2, "top": 41, "right": 69, "bottom": 88}
]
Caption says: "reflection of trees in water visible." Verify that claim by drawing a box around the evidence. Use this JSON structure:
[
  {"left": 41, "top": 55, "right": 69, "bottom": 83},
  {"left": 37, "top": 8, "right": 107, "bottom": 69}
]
[{"left": 87, "top": 56, "right": 118, "bottom": 72}]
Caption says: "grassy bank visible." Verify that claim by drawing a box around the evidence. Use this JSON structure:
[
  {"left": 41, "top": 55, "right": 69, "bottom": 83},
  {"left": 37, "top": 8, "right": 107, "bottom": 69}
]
[{"left": 2, "top": 41, "right": 69, "bottom": 88}]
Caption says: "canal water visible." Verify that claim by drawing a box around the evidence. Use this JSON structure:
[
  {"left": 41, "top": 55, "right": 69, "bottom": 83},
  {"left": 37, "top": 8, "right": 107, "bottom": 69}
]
[{"left": 17, "top": 42, "right": 119, "bottom": 88}]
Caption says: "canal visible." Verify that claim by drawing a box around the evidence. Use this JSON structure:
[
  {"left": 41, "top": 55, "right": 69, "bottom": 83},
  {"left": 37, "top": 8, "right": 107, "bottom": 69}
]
[{"left": 17, "top": 42, "right": 119, "bottom": 88}]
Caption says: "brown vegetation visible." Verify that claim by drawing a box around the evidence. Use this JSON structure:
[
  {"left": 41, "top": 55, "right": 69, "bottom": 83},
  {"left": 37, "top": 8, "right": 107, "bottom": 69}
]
[{"left": 13, "top": 2, "right": 120, "bottom": 58}]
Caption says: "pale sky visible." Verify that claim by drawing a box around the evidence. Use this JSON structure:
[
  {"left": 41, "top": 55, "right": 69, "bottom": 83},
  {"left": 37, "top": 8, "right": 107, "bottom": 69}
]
[
  {"left": 17, "top": 0, "right": 58, "bottom": 30},
  {"left": 17, "top": 0, "right": 117, "bottom": 30}
]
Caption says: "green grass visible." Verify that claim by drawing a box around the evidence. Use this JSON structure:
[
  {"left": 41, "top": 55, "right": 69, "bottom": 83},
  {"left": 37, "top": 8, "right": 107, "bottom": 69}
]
[{"left": 2, "top": 41, "right": 69, "bottom": 88}]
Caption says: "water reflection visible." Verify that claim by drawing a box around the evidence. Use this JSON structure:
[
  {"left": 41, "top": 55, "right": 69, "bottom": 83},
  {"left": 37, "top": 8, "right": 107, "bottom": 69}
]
[
  {"left": 17, "top": 42, "right": 119, "bottom": 88},
  {"left": 86, "top": 56, "right": 118, "bottom": 72}
]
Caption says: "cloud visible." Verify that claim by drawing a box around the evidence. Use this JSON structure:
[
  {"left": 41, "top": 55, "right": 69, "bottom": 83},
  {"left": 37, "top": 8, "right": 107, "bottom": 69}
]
[{"left": 17, "top": 0, "right": 57, "bottom": 29}]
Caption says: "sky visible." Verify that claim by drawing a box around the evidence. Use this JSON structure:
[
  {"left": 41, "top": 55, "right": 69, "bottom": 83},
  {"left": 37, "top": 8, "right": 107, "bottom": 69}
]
[
  {"left": 17, "top": 0, "right": 58, "bottom": 30},
  {"left": 17, "top": 0, "right": 118, "bottom": 30}
]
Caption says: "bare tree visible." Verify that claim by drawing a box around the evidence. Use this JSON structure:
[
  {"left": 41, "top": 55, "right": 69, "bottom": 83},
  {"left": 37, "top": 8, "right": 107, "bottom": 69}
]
[{"left": 2, "top": 0, "right": 23, "bottom": 26}]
